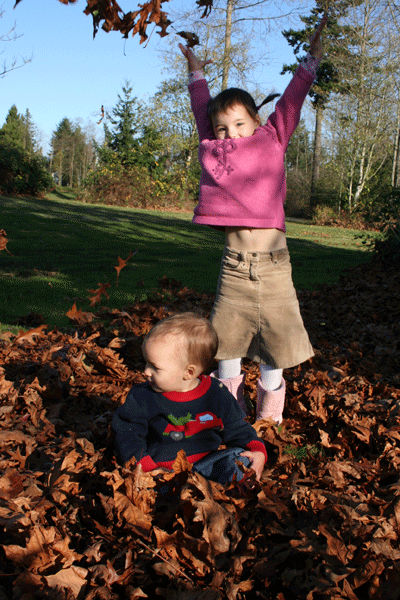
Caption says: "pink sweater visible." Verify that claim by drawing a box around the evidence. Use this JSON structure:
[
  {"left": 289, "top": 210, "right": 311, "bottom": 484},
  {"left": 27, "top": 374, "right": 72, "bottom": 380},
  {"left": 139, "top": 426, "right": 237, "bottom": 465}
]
[{"left": 189, "top": 65, "right": 316, "bottom": 231}]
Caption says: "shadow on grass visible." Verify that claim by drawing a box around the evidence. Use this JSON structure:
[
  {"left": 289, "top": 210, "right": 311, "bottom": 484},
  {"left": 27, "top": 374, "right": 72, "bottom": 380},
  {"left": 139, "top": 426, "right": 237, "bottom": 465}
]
[{"left": 0, "top": 195, "right": 373, "bottom": 330}]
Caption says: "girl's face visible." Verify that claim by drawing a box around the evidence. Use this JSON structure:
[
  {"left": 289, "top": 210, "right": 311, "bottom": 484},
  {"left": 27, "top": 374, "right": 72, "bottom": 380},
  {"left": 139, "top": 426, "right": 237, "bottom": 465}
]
[{"left": 212, "top": 103, "right": 260, "bottom": 140}]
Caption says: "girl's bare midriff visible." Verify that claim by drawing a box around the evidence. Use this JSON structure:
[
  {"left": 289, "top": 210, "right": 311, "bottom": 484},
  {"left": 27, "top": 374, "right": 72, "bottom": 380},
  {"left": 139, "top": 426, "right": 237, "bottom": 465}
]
[{"left": 225, "top": 227, "right": 287, "bottom": 253}]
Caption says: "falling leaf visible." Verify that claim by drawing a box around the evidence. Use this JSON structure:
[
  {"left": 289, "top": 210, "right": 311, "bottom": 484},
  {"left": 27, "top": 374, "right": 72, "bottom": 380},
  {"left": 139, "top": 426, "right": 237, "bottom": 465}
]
[
  {"left": 196, "top": 0, "right": 213, "bottom": 18},
  {"left": 0, "top": 229, "right": 13, "bottom": 255},
  {"left": 88, "top": 282, "right": 111, "bottom": 306},
  {"left": 97, "top": 104, "right": 105, "bottom": 124},
  {"left": 177, "top": 31, "right": 200, "bottom": 48},
  {"left": 115, "top": 249, "right": 136, "bottom": 286}
]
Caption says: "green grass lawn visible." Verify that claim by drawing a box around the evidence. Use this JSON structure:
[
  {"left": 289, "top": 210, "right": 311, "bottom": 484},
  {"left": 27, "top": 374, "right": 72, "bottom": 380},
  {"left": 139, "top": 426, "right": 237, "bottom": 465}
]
[{"left": 0, "top": 192, "right": 375, "bottom": 332}]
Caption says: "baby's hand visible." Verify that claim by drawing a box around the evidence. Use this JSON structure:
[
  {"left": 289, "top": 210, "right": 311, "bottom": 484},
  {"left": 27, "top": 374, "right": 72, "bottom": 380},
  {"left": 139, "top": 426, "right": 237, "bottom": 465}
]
[
  {"left": 309, "top": 13, "right": 328, "bottom": 59},
  {"left": 240, "top": 450, "right": 266, "bottom": 480},
  {"left": 179, "top": 43, "right": 212, "bottom": 72}
]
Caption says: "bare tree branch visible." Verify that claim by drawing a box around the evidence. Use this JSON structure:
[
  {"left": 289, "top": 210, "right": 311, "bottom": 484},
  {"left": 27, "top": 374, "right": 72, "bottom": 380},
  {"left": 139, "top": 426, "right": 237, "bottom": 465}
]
[{"left": 0, "top": 6, "right": 31, "bottom": 78}]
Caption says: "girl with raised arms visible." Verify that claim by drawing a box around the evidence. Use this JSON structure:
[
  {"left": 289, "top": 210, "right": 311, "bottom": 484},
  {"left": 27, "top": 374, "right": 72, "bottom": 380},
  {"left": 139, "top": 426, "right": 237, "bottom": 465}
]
[{"left": 179, "top": 15, "right": 327, "bottom": 422}]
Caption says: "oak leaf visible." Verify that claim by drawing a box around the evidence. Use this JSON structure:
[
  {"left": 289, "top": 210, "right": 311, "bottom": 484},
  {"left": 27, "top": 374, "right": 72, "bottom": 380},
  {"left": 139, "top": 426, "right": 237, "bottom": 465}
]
[
  {"left": 66, "top": 302, "right": 95, "bottom": 324},
  {"left": 88, "top": 282, "right": 111, "bottom": 306},
  {"left": 169, "top": 449, "right": 193, "bottom": 475},
  {"left": 14, "top": 325, "right": 47, "bottom": 345},
  {"left": 115, "top": 249, "right": 136, "bottom": 286},
  {"left": 0, "top": 229, "right": 13, "bottom": 255}
]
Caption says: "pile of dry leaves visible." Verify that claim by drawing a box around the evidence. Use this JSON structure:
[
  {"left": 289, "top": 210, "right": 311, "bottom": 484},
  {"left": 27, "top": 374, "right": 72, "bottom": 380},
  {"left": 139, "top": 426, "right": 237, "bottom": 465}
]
[{"left": 1, "top": 258, "right": 400, "bottom": 600}]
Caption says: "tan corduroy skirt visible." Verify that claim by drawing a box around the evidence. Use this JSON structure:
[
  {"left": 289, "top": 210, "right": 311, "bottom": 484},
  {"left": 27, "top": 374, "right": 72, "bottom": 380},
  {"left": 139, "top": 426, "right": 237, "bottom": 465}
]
[{"left": 210, "top": 246, "right": 314, "bottom": 369}]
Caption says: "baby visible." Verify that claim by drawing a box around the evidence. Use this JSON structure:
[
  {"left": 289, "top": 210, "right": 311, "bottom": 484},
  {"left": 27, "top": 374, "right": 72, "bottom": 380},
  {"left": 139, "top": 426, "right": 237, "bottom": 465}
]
[{"left": 112, "top": 312, "right": 267, "bottom": 483}]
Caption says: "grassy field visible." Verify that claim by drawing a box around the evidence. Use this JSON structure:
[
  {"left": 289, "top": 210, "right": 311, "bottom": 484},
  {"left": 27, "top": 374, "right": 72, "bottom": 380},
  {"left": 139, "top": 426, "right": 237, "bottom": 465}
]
[{"left": 0, "top": 192, "right": 375, "bottom": 332}]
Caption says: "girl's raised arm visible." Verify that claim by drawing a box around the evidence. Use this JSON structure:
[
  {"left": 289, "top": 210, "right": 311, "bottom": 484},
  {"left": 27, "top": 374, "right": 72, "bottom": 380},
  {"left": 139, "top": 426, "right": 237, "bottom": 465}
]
[{"left": 309, "top": 13, "right": 328, "bottom": 59}]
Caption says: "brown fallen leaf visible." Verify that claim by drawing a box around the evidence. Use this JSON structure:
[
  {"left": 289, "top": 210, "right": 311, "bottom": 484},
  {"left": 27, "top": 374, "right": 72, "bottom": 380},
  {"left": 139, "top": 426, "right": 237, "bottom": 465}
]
[
  {"left": 0, "top": 254, "right": 399, "bottom": 599},
  {"left": 66, "top": 302, "right": 95, "bottom": 324},
  {"left": 44, "top": 566, "right": 88, "bottom": 595}
]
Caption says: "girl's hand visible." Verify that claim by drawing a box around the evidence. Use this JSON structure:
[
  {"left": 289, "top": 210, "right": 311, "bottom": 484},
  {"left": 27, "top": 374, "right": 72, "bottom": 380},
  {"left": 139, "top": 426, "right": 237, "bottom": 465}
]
[
  {"left": 179, "top": 43, "right": 212, "bottom": 72},
  {"left": 240, "top": 451, "right": 266, "bottom": 480},
  {"left": 309, "top": 13, "right": 328, "bottom": 59}
]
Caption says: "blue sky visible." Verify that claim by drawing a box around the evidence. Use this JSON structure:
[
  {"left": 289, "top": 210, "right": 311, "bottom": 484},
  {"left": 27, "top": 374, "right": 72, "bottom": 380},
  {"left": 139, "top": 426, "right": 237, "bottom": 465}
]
[{"left": 0, "top": 0, "right": 314, "bottom": 153}]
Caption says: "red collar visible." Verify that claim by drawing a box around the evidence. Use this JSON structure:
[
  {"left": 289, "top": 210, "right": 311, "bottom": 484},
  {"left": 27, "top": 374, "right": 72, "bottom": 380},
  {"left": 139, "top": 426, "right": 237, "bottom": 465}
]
[{"left": 162, "top": 374, "right": 211, "bottom": 402}]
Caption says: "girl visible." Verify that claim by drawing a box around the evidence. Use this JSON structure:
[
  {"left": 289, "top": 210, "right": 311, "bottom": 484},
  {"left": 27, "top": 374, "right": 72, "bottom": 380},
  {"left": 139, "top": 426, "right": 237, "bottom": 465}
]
[{"left": 179, "top": 16, "right": 327, "bottom": 423}]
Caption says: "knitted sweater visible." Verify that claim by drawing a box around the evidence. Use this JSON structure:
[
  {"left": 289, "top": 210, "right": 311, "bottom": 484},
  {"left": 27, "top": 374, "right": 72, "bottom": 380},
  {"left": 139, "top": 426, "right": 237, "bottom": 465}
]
[
  {"left": 112, "top": 374, "right": 267, "bottom": 470},
  {"left": 189, "top": 64, "right": 316, "bottom": 231}
]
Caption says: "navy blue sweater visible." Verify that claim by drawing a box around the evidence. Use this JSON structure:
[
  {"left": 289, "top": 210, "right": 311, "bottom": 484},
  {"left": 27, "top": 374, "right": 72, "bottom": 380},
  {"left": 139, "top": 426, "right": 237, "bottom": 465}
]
[{"left": 112, "top": 375, "right": 267, "bottom": 470}]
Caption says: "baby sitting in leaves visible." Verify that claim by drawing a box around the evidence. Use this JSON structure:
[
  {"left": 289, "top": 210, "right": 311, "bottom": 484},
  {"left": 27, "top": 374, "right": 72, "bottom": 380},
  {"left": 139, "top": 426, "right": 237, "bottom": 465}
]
[{"left": 112, "top": 312, "right": 266, "bottom": 484}]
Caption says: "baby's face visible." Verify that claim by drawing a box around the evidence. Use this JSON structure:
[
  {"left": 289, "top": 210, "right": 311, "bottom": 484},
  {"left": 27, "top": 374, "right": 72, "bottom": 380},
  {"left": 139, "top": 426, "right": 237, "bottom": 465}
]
[
  {"left": 213, "top": 103, "right": 260, "bottom": 140},
  {"left": 143, "top": 335, "right": 193, "bottom": 393}
]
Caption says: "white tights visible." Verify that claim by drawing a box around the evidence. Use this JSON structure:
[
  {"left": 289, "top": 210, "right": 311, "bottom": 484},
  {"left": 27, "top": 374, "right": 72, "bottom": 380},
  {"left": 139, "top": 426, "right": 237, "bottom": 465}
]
[{"left": 218, "top": 359, "right": 283, "bottom": 391}]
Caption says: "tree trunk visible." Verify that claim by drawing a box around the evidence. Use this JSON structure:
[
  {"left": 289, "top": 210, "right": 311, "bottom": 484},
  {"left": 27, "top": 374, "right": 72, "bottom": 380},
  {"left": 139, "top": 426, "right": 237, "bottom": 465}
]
[
  {"left": 59, "top": 139, "right": 64, "bottom": 187},
  {"left": 221, "top": 0, "right": 234, "bottom": 91},
  {"left": 69, "top": 140, "right": 75, "bottom": 187},
  {"left": 392, "top": 100, "right": 400, "bottom": 188},
  {"left": 310, "top": 103, "right": 323, "bottom": 209}
]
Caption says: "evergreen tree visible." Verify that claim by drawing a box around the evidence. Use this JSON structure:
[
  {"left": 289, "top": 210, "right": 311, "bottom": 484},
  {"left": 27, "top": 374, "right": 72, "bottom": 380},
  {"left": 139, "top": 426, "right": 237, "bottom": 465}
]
[
  {"left": 50, "top": 118, "right": 73, "bottom": 186},
  {"left": 102, "top": 80, "right": 141, "bottom": 166},
  {"left": 22, "top": 109, "right": 38, "bottom": 154},
  {"left": 0, "top": 105, "right": 40, "bottom": 155},
  {"left": 0, "top": 105, "right": 28, "bottom": 149},
  {"left": 99, "top": 80, "right": 168, "bottom": 175}
]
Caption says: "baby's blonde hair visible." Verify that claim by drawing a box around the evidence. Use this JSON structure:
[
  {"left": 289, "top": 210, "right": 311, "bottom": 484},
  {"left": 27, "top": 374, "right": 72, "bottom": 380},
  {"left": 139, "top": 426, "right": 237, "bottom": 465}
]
[{"left": 144, "top": 312, "right": 218, "bottom": 372}]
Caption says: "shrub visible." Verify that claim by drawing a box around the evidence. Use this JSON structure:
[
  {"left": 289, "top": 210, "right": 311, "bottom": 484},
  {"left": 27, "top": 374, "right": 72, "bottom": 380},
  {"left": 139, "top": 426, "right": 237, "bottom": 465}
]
[
  {"left": 312, "top": 188, "right": 400, "bottom": 233},
  {"left": 374, "top": 220, "right": 400, "bottom": 262},
  {"left": 0, "top": 141, "right": 52, "bottom": 195},
  {"left": 369, "top": 189, "right": 400, "bottom": 263},
  {"left": 312, "top": 206, "right": 379, "bottom": 230},
  {"left": 79, "top": 162, "right": 153, "bottom": 208},
  {"left": 79, "top": 159, "right": 197, "bottom": 211},
  {"left": 285, "top": 169, "right": 311, "bottom": 217}
]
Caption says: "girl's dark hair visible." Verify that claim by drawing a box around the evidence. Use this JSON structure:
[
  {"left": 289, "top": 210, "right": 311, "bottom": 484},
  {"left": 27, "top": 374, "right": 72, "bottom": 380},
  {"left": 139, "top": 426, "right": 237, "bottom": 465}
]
[{"left": 207, "top": 87, "right": 281, "bottom": 124}]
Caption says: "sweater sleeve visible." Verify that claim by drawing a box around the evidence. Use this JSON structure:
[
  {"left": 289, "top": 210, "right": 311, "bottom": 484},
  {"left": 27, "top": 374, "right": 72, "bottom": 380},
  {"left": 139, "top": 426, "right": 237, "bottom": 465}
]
[
  {"left": 300, "top": 51, "right": 321, "bottom": 77},
  {"left": 216, "top": 385, "right": 267, "bottom": 461},
  {"left": 188, "top": 78, "right": 214, "bottom": 142},
  {"left": 111, "top": 386, "right": 153, "bottom": 466},
  {"left": 267, "top": 63, "right": 315, "bottom": 150}
]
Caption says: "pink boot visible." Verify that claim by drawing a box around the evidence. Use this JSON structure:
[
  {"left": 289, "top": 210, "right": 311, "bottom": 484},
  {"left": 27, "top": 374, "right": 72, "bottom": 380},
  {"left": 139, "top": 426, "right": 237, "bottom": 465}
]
[
  {"left": 256, "top": 378, "right": 286, "bottom": 423},
  {"left": 211, "top": 371, "right": 247, "bottom": 414}
]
